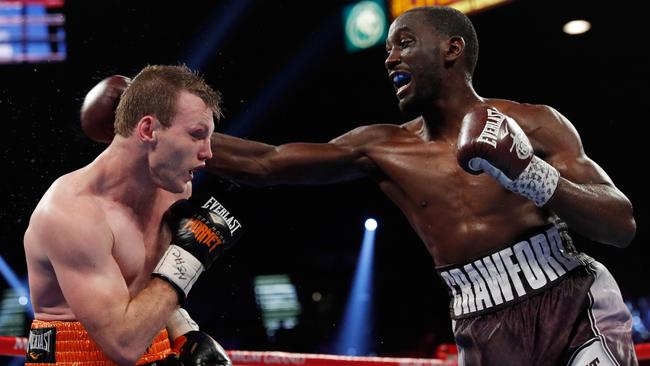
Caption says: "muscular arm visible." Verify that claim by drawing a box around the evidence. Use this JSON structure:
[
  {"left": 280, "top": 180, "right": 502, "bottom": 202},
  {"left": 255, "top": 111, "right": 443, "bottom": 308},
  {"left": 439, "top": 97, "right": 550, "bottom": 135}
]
[
  {"left": 26, "top": 201, "right": 178, "bottom": 365},
  {"left": 526, "top": 106, "right": 636, "bottom": 247},
  {"left": 79, "top": 76, "right": 377, "bottom": 187},
  {"left": 206, "top": 127, "right": 380, "bottom": 186}
]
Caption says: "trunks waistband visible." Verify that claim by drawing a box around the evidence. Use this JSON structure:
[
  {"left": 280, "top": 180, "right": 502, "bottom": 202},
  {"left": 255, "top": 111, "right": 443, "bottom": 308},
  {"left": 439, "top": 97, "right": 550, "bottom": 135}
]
[
  {"left": 26, "top": 320, "right": 172, "bottom": 365},
  {"left": 436, "top": 224, "right": 592, "bottom": 319}
]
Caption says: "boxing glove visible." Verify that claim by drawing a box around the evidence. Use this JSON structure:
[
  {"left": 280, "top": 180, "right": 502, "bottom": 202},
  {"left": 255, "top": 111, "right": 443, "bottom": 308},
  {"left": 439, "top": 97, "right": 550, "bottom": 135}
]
[
  {"left": 457, "top": 106, "right": 559, "bottom": 207},
  {"left": 80, "top": 75, "right": 129, "bottom": 143},
  {"left": 166, "top": 308, "right": 232, "bottom": 366},
  {"left": 172, "top": 331, "right": 232, "bottom": 366},
  {"left": 153, "top": 199, "right": 242, "bottom": 301},
  {"left": 172, "top": 330, "right": 232, "bottom": 366}
]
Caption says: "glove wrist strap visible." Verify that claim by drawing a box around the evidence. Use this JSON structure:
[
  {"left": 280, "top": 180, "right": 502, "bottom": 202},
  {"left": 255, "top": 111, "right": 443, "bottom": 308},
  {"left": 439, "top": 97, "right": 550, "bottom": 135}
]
[
  {"left": 167, "top": 308, "right": 200, "bottom": 340},
  {"left": 153, "top": 244, "right": 205, "bottom": 301},
  {"left": 507, "top": 155, "right": 560, "bottom": 207}
]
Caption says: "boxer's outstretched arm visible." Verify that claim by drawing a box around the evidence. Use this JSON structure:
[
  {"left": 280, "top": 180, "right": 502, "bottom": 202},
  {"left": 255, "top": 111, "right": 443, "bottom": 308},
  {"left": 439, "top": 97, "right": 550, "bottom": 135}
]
[
  {"left": 524, "top": 106, "right": 636, "bottom": 247},
  {"left": 207, "top": 126, "right": 381, "bottom": 186},
  {"left": 79, "top": 75, "right": 378, "bottom": 186},
  {"left": 24, "top": 196, "right": 178, "bottom": 365}
]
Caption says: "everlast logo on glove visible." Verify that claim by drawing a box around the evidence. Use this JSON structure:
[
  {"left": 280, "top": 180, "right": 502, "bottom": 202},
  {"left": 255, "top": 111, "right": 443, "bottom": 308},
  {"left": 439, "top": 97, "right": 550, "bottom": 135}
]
[
  {"left": 476, "top": 108, "right": 532, "bottom": 161},
  {"left": 457, "top": 106, "right": 560, "bottom": 207},
  {"left": 201, "top": 196, "right": 242, "bottom": 236},
  {"left": 154, "top": 196, "right": 245, "bottom": 301},
  {"left": 26, "top": 328, "right": 56, "bottom": 363},
  {"left": 476, "top": 108, "right": 505, "bottom": 148}
]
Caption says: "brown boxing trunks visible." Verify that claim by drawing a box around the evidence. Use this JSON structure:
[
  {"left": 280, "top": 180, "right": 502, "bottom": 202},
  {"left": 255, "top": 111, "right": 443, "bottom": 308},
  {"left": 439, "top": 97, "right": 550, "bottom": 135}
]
[{"left": 437, "top": 224, "right": 637, "bottom": 366}]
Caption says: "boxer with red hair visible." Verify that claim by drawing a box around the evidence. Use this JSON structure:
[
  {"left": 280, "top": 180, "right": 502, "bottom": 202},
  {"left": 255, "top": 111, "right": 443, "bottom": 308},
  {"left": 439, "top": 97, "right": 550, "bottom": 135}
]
[{"left": 26, "top": 65, "right": 237, "bottom": 366}]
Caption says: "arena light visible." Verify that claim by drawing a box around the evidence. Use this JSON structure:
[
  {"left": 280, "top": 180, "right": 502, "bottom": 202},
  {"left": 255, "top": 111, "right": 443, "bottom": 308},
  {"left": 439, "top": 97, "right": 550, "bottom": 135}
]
[
  {"left": 0, "top": 256, "right": 29, "bottom": 302},
  {"left": 365, "top": 218, "right": 377, "bottom": 231},
  {"left": 342, "top": 0, "right": 388, "bottom": 53},
  {"left": 253, "top": 274, "right": 302, "bottom": 337},
  {"left": 562, "top": 19, "right": 591, "bottom": 35},
  {"left": 0, "top": 1, "right": 66, "bottom": 64},
  {"left": 0, "top": 289, "right": 27, "bottom": 337},
  {"left": 334, "top": 220, "right": 377, "bottom": 355},
  {"left": 388, "top": 0, "right": 512, "bottom": 19},
  {"left": 17, "top": 297, "right": 28, "bottom": 306},
  {"left": 0, "top": 255, "right": 33, "bottom": 344}
]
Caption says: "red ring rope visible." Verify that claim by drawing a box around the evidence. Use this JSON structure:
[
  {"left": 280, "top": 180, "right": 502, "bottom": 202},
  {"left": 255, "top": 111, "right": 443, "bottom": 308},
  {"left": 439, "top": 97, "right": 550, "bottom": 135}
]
[{"left": 3, "top": 335, "right": 650, "bottom": 364}]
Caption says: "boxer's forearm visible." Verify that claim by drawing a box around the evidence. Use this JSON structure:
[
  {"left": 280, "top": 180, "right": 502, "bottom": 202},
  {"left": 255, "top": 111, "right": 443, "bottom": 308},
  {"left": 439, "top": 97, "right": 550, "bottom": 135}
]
[
  {"left": 85, "top": 278, "right": 178, "bottom": 366},
  {"left": 547, "top": 179, "right": 636, "bottom": 247},
  {"left": 206, "top": 133, "right": 367, "bottom": 186}
]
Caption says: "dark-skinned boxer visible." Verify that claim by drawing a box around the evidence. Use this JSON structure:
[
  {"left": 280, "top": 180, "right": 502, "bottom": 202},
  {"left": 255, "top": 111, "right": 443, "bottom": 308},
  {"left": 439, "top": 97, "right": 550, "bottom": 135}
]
[{"left": 81, "top": 7, "right": 637, "bottom": 365}]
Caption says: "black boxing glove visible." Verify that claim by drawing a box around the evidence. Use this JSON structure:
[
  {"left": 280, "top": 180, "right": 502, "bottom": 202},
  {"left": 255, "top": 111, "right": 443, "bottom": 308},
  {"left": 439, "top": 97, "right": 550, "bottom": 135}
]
[
  {"left": 457, "top": 106, "right": 559, "bottom": 206},
  {"left": 153, "top": 198, "right": 242, "bottom": 301},
  {"left": 166, "top": 308, "right": 232, "bottom": 366},
  {"left": 80, "top": 75, "right": 129, "bottom": 143},
  {"left": 172, "top": 331, "right": 232, "bottom": 366}
]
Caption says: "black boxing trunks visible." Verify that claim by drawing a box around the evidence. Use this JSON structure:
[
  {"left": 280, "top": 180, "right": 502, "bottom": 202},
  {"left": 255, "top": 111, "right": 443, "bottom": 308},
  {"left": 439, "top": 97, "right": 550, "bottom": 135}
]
[
  {"left": 26, "top": 320, "right": 176, "bottom": 366},
  {"left": 437, "top": 225, "right": 637, "bottom": 365}
]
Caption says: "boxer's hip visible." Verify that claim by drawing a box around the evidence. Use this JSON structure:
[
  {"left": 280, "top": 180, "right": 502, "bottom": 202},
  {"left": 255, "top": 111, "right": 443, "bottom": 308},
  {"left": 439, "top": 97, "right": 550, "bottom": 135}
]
[{"left": 436, "top": 223, "right": 593, "bottom": 319}]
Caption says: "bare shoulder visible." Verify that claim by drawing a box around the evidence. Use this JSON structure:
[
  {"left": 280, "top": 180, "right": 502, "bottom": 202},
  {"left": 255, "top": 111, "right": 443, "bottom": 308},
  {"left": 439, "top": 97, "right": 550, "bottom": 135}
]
[
  {"left": 26, "top": 173, "right": 111, "bottom": 257},
  {"left": 400, "top": 116, "right": 426, "bottom": 132},
  {"left": 331, "top": 119, "right": 420, "bottom": 147},
  {"left": 488, "top": 99, "right": 582, "bottom": 156}
]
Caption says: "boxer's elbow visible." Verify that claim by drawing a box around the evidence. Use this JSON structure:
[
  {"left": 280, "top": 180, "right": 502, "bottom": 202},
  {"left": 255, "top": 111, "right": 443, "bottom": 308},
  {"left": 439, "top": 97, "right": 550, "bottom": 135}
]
[
  {"left": 113, "top": 354, "right": 140, "bottom": 366},
  {"left": 592, "top": 192, "right": 636, "bottom": 248},
  {"left": 602, "top": 200, "right": 636, "bottom": 248},
  {"left": 614, "top": 197, "right": 637, "bottom": 248},
  {"left": 103, "top": 345, "right": 141, "bottom": 366},
  {"left": 99, "top": 336, "right": 146, "bottom": 366},
  {"left": 611, "top": 216, "right": 636, "bottom": 248}
]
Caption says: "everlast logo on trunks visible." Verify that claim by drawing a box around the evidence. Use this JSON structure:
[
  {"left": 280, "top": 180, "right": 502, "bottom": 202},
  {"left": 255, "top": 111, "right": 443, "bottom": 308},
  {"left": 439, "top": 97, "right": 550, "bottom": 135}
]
[
  {"left": 202, "top": 196, "right": 242, "bottom": 235},
  {"left": 438, "top": 226, "right": 583, "bottom": 319},
  {"left": 26, "top": 328, "right": 56, "bottom": 363}
]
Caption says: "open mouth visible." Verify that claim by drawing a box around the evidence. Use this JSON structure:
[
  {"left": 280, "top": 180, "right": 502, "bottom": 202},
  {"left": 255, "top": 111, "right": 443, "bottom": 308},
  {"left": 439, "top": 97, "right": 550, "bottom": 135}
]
[
  {"left": 392, "top": 72, "right": 411, "bottom": 89},
  {"left": 188, "top": 166, "right": 203, "bottom": 180},
  {"left": 391, "top": 71, "right": 412, "bottom": 97}
]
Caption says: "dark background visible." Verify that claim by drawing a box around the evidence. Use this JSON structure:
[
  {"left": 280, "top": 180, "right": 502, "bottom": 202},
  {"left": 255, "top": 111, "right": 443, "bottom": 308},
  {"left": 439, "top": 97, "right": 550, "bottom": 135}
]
[{"left": 0, "top": 0, "right": 648, "bottom": 359}]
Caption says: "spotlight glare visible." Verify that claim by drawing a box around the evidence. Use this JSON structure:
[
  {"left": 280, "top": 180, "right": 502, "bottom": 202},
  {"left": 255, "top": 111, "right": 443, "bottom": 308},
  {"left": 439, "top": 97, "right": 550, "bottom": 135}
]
[
  {"left": 336, "top": 220, "right": 376, "bottom": 355},
  {"left": 364, "top": 218, "right": 377, "bottom": 231},
  {"left": 18, "top": 296, "right": 28, "bottom": 306},
  {"left": 563, "top": 19, "right": 591, "bottom": 35},
  {"left": 312, "top": 292, "right": 322, "bottom": 302}
]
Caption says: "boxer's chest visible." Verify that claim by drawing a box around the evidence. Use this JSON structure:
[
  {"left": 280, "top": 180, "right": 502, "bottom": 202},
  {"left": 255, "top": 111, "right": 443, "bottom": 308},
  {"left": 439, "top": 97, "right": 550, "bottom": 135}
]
[
  {"left": 107, "top": 206, "right": 172, "bottom": 294},
  {"left": 368, "top": 138, "right": 511, "bottom": 226},
  {"left": 369, "top": 139, "right": 492, "bottom": 205}
]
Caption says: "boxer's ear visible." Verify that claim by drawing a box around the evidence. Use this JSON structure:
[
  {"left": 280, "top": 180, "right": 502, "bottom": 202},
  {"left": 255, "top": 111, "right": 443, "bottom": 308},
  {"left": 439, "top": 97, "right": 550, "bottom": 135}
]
[{"left": 135, "top": 116, "right": 157, "bottom": 143}]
